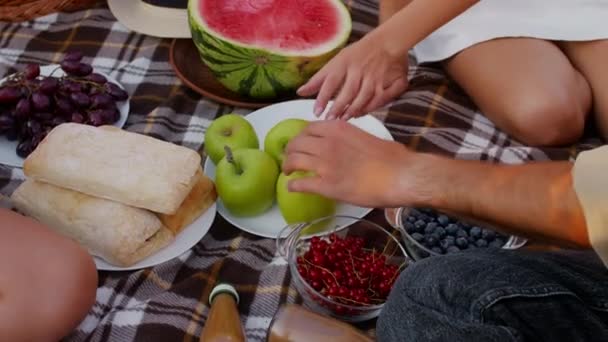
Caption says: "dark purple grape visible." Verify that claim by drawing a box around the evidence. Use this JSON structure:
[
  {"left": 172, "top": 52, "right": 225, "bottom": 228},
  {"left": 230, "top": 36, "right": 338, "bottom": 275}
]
[
  {"left": 5, "top": 126, "right": 18, "bottom": 141},
  {"left": 71, "top": 112, "right": 85, "bottom": 124},
  {"left": 24, "top": 63, "right": 40, "bottom": 80},
  {"left": 90, "top": 93, "right": 113, "bottom": 109},
  {"left": 16, "top": 139, "right": 33, "bottom": 158},
  {"left": 55, "top": 97, "right": 73, "bottom": 115},
  {"left": 38, "top": 77, "right": 58, "bottom": 95},
  {"left": 86, "top": 73, "right": 107, "bottom": 84},
  {"left": 105, "top": 82, "right": 128, "bottom": 101},
  {"left": 66, "top": 81, "right": 82, "bottom": 93},
  {"left": 87, "top": 110, "right": 105, "bottom": 126},
  {"left": 76, "top": 63, "right": 93, "bottom": 77},
  {"left": 15, "top": 98, "right": 31, "bottom": 120},
  {"left": 70, "top": 92, "right": 90, "bottom": 108},
  {"left": 109, "top": 108, "right": 120, "bottom": 123},
  {"left": 63, "top": 51, "right": 83, "bottom": 62},
  {"left": 60, "top": 60, "right": 81, "bottom": 75},
  {"left": 89, "top": 86, "right": 103, "bottom": 96},
  {"left": 33, "top": 112, "right": 53, "bottom": 121},
  {"left": 0, "top": 87, "right": 22, "bottom": 104},
  {"left": 51, "top": 117, "right": 66, "bottom": 127},
  {"left": 31, "top": 92, "right": 50, "bottom": 111},
  {"left": 0, "top": 115, "right": 14, "bottom": 130},
  {"left": 25, "top": 119, "right": 41, "bottom": 137},
  {"left": 95, "top": 109, "right": 118, "bottom": 124}
]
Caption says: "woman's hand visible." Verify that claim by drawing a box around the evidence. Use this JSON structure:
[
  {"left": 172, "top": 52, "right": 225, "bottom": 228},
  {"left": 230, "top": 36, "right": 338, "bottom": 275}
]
[
  {"left": 297, "top": 33, "right": 409, "bottom": 121},
  {"left": 282, "top": 120, "right": 430, "bottom": 208}
]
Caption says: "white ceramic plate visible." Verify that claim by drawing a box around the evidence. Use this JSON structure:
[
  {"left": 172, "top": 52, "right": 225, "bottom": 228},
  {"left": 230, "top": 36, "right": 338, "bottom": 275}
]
[
  {"left": 0, "top": 64, "right": 130, "bottom": 168},
  {"left": 203, "top": 99, "right": 394, "bottom": 238},
  {"left": 95, "top": 203, "right": 217, "bottom": 271}
]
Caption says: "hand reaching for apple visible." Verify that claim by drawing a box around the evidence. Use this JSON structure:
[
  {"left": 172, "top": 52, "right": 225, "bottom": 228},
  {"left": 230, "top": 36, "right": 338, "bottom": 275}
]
[{"left": 282, "top": 120, "right": 426, "bottom": 208}]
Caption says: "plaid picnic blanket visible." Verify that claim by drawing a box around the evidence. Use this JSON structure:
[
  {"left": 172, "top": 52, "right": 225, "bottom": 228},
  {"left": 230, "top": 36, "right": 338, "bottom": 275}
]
[{"left": 0, "top": 1, "right": 602, "bottom": 341}]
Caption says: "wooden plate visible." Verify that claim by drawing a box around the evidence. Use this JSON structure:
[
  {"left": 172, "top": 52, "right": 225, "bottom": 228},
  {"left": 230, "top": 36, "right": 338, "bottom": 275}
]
[{"left": 169, "top": 39, "right": 297, "bottom": 109}]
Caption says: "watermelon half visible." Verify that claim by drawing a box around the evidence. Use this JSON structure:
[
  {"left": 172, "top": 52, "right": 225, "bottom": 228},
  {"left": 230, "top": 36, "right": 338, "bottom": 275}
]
[{"left": 188, "top": 0, "right": 352, "bottom": 99}]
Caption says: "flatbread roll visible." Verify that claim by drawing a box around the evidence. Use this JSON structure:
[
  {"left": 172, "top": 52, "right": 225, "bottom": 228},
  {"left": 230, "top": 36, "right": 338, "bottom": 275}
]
[
  {"left": 11, "top": 179, "right": 174, "bottom": 267},
  {"left": 158, "top": 167, "right": 217, "bottom": 235},
  {"left": 23, "top": 123, "right": 201, "bottom": 215}
]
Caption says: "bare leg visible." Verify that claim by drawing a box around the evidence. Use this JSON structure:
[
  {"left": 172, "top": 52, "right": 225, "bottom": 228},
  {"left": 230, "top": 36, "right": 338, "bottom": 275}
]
[
  {"left": 444, "top": 38, "right": 592, "bottom": 147},
  {"left": 0, "top": 209, "right": 97, "bottom": 342},
  {"left": 560, "top": 39, "right": 608, "bottom": 140}
]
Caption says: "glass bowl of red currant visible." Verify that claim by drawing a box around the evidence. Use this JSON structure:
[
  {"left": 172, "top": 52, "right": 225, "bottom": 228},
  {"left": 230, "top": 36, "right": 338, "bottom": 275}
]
[
  {"left": 393, "top": 207, "right": 528, "bottom": 261},
  {"left": 276, "top": 215, "right": 412, "bottom": 322}
]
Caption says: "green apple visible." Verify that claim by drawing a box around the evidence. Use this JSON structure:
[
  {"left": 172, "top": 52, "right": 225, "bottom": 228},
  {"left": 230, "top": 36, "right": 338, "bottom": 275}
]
[
  {"left": 276, "top": 171, "right": 337, "bottom": 234},
  {"left": 264, "top": 118, "right": 309, "bottom": 167},
  {"left": 216, "top": 147, "right": 279, "bottom": 217},
  {"left": 205, "top": 114, "right": 259, "bottom": 165}
]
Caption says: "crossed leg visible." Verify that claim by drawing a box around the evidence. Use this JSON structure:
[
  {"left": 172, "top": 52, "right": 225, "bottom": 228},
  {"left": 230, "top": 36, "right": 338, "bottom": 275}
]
[
  {"left": 560, "top": 39, "right": 608, "bottom": 140},
  {"left": 444, "top": 37, "right": 593, "bottom": 147}
]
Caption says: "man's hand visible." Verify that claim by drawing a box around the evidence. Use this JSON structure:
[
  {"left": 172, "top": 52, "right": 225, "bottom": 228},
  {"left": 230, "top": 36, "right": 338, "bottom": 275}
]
[{"left": 282, "top": 120, "right": 428, "bottom": 208}]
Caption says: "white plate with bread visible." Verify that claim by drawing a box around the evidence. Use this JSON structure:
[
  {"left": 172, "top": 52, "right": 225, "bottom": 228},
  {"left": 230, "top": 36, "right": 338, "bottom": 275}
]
[{"left": 9, "top": 123, "right": 217, "bottom": 271}]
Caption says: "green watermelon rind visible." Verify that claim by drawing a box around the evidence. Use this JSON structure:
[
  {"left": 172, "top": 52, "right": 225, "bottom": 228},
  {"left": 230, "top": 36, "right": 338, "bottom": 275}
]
[{"left": 187, "top": 0, "right": 352, "bottom": 99}]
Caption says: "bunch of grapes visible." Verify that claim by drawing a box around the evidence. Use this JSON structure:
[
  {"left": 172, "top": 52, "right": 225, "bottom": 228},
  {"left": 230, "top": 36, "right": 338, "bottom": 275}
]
[{"left": 0, "top": 51, "right": 129, "bottom": 157}]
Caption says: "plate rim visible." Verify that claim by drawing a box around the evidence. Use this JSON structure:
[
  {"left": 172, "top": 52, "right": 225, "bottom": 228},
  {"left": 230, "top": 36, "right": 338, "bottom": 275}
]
[
  {"left": 94, "top": 202, "right": 217, "bottom": 271},
  {"left": 0, "top": 64, "right": 130, "bottom": 168},
  {"left": 203, "top": 99, "right": 394, "bottom": 238}
]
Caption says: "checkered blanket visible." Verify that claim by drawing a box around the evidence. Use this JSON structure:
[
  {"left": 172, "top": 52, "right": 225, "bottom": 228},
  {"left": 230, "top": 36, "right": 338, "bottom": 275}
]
[{"left": 0, "top": 1, "right": 600, "bottom": 341}]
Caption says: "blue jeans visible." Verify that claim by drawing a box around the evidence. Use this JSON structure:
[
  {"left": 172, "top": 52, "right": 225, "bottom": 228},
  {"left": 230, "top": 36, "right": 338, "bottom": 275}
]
[{"left": 377, "top": 248, "right": 608, "bottom": 341}]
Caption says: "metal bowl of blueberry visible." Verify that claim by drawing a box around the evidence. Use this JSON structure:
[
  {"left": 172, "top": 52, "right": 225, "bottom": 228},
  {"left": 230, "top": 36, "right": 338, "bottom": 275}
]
[{"left": 392, "top": 207, "right": 528, "bottom": 261}]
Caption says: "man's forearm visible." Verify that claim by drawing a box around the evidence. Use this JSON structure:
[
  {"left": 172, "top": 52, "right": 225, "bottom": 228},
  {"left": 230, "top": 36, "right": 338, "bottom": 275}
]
[
  {"left": 372, "top": 0, "right": 479, "bottom": 58},
  {"left": 379, "top": 0, "right": 412, "bottom": 24},
  {"left": 406, "top": 154, "right": 590, "bottom": 248}
]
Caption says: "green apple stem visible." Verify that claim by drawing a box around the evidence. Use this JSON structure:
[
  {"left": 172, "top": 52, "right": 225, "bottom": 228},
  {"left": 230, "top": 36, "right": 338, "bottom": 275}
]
[{"left": 224, "top": 146, "right": 243, "bottom": 175}]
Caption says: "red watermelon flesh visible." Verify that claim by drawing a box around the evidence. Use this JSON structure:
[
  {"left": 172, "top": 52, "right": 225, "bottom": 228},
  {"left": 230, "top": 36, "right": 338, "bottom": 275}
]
[{"left": 199, "top": 0, "right": 343, "bottom": 51}]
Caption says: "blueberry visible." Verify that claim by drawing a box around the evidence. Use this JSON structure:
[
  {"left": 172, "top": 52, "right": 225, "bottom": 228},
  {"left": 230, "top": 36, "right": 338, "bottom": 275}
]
[
  {"left": 469, "top": 226, "right": 482, "bottom": 238},
  {"left": 425, "top": 235, "right": 439, "bottom": 247},
  {"left": 411, "top": 232, "right": 424, "bottom": 242},
  {"left": 456, "top": 229, "right": 469, "bottom": 239},
  {"left": 414, "top": 220, "right": 426, "bottom": 230},
  {"left": 431, "top": 247, "right": 443, "bottom": 255},
  {"left": 406, "top": 215, "right": 417, "bottom": 223},
  {"left": 444, "top": 236, "right": 455, "bottom": 244},
  {"left": 439, "top": 238, "right": 454, "bottom": 250},
  {"left": 489, "top": 238, "right": 505, "bottom": 248},
  {"left": 410, "top": 208, "right": 422, "bottom": 218},
  {"left": 437, "top": 214, "right": 450, "bottom": 226},
  {"left": 468, "top": 236, "right": 476, "bottom": 244},
  {"left": 475, "top": 239, "right": 488, "bottom": 248},
  {"left": 435, "top": 227, "right": 446, "bottom": 238},
  {"left": 446, "top": 224, "right": 459, "bottom": 235},
  {"left": 424, "top": 222, "right": 438, "bottom": 235},
  {"left": 446, "top": 246, "right": 461, "bottom": 254},
  {"left": 481, "top": 229, "right": 496, "bottom": 241},
  {"left": 404, "top": 222, "right": 416, "bottom": 233},
  {"left": 455, "top": 237, "right": 469, "bottom": 249},
  {"left": 459, "top": 222, "right": 472, "bottom": 229},
  {"left": 420, "top": 208, "right": 434, "bottom": 214}
]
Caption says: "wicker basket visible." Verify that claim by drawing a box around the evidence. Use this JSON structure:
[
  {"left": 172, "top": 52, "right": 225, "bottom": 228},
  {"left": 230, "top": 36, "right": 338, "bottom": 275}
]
[{"left": 0, "top": 0, "right": 102, "bottom": 22}]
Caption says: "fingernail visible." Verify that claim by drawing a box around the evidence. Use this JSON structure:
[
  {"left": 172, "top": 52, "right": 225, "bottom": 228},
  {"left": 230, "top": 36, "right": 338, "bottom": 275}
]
[{"left": 313, "top": 104, "right": 322, "bottom": 116}]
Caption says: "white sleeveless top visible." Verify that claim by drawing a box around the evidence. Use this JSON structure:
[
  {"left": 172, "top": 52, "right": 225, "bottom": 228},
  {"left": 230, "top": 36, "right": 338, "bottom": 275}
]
[{"left": 413, "top": 0, "right": 608, "bottom": 63}]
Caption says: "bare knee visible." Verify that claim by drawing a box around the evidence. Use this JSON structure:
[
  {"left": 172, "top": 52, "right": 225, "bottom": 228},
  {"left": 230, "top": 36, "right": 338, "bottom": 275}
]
[
  {"left": 507, "top": 93, "right": 587, "bottom": 146},
  {"left": 0, "top": 239, "right": 97, "bottom": 341}
]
